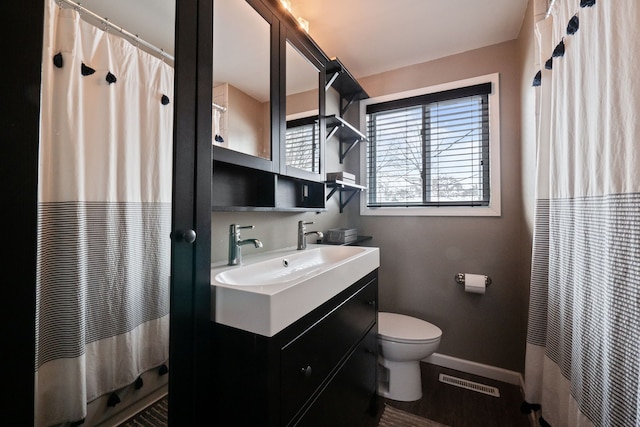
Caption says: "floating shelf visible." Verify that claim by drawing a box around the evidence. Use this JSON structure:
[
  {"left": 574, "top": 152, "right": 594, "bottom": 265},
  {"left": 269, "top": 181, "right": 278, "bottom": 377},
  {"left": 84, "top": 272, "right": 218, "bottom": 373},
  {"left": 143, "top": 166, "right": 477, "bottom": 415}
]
[
  {"left": 326, "top": 180, "right": 366, "bottom": 213},
  {"left": 325, "top": 115, "right": 367, "bottom": 164},
  {"left": 325, "top": 58, "right": 369, "bottom": 116},
  {"left": 212, "top": 160, "right": 326, "bottom": 212}
]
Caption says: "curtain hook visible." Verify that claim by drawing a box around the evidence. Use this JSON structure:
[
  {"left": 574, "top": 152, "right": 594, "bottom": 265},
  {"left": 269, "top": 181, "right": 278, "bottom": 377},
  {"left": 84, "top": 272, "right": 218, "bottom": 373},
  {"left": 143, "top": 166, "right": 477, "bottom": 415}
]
[{"left": 102, "top": 17, "right": 109, "bottom": 32}]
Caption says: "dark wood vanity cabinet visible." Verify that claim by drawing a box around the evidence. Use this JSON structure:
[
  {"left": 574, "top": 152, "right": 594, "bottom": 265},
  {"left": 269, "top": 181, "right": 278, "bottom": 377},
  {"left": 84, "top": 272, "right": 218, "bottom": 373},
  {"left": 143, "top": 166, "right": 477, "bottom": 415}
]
[{"left": 211, "top": 270, "right": 378, "bottom": 426}]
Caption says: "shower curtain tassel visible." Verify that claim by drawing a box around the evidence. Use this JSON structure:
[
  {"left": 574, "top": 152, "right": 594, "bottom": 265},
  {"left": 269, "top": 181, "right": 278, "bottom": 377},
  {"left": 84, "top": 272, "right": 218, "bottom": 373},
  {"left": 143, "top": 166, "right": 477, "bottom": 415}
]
[
  {"left": 552, "top": 39, "right": 565, "bottom": 57},
  {"left": 567, "top": 15, "right": 579, "bottom": 35},
  {"left": 580, "top": 0, "right": 596, "bottom": 7},
  {"left": 107, "top": 392, "right": 121, "bottom": 407},
  {"left": 532, "top": 70, "right": 542, "bottom": 87},
  {"left": 545, "top": 57, "right": 553, "bottom": 70},
  {"left": 81, "top": 62, "right": 95, "bottom": 76},
  {"left": 520, "top": 401, "right": 541, "bottom": 414},
  {"left": 134, "top": 376, "right": 144, "bottom": 390},
  {"left": 70, "top": 419, "right": 85, "bottom": 426},
  {"left": 53, "top": 52, "right": 63, "bottom": 68},
  {"left": 158, "top": 364, "right": 168, "bottom": 376},
  {"left": 106, "top": 71, "right": 117, "bottom": 85}
]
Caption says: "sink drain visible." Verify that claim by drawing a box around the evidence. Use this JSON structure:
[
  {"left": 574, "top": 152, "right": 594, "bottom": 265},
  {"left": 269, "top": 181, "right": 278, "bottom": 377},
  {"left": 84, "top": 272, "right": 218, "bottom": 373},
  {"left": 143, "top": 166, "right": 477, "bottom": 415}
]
[{"left": 282, "top": 259, "right": 289, "bottom": 267}]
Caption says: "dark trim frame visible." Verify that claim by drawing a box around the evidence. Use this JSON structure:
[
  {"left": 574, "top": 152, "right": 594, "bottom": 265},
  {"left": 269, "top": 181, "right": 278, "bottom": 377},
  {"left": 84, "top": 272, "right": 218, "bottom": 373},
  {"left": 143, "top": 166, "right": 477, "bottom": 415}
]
[
  {"left": 366, "top": 82, "right": 492, "bottom": 114},
  {"left": 169, "top": 0, "right": 213, "bottom": 424},
  {"left": 279, "top": 22, "right": 327, "bottom": 183},
  {"left": 366, "top": 85, "right": 492, "bottom": 208},
  {"left": 4, "top": 2, "right": 43, "bottom": 422}
]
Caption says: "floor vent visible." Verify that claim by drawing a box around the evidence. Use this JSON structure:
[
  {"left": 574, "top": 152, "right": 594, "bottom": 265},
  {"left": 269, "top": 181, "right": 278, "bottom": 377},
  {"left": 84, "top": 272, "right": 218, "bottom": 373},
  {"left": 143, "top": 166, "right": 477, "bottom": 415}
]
[{"left": 438, "top": 373, "right": 500, "bottom": 397}]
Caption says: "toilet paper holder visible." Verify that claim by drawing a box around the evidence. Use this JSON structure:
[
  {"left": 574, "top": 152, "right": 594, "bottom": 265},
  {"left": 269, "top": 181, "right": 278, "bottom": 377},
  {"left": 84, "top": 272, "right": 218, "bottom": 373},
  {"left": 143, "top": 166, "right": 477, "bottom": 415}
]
[{"left": 455, "top": 273, "right": 492, "bottom": 286}]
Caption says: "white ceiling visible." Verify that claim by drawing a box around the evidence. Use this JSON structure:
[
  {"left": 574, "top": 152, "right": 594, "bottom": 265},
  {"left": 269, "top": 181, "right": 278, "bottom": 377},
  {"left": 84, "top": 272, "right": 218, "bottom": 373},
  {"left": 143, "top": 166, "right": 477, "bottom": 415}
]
[
  {"left": 289, "top": 0, "right": 529, "bottom": 78},
  {"left": 74, "top": 0, "right": 529, "bottom": 79}
]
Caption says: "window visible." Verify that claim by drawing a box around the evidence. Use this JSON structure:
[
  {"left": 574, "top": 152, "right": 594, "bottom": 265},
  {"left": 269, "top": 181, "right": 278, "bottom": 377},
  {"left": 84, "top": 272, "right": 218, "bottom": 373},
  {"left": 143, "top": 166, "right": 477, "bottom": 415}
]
[
  {"left": 360, "top": 74, "right": 500, "bottom": 216},
  {"left": 285, "top": 117, "right": 320, "bottom": 172}
]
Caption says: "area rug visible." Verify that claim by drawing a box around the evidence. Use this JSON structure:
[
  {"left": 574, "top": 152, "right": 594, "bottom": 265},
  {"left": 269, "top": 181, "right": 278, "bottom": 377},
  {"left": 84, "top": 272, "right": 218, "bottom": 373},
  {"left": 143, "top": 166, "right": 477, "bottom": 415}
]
[
  {"left": 119, "top": 396, "right": 168, "bottom": 427},
  {"left": 378, "top": 404, "right": 449, "bottom": 427}
]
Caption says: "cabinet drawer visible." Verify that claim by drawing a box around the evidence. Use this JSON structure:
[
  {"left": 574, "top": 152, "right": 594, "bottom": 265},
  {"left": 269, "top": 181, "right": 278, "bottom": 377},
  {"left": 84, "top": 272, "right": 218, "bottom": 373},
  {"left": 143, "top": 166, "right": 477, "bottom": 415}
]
[{"left": 280, "top": 279, "right": 377, "bottom": 424}]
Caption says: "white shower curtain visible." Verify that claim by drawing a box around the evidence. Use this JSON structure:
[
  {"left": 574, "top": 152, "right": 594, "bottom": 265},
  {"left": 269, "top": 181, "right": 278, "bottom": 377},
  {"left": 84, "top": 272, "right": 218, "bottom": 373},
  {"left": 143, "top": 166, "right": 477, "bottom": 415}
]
[
  {"left": 36, "top": 1, "right": 173, "bottom": 425},
  {"left": 525, "top": 0, "right": 640, "bottom": 426}
]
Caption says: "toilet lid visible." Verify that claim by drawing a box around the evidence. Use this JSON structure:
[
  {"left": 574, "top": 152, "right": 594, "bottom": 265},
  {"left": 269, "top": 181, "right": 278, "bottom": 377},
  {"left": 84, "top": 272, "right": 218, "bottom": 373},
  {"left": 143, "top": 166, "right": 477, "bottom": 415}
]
[{"left": 378, "top": 312, "right": 442, "bottom": 343}]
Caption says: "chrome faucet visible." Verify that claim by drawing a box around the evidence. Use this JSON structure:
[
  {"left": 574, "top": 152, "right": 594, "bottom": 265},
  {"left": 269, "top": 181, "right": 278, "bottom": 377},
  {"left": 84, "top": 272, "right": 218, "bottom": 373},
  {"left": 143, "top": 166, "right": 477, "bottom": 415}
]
[
  {"left": 228, "top": 224, "right": 263, "bottom": 265},
  {"left": 297, "top": 221, "right": 324, "bottom": 250}
]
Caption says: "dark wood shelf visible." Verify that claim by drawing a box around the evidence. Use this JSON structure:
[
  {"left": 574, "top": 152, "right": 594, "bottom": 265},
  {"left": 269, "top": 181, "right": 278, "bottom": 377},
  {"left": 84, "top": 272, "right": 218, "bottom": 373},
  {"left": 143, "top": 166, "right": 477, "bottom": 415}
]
[
  {"left": 325, "top": 115, "right": 367, "bottom": 164},
  {"left": 326, "top": 180, "right": 366, "bottom": 213},
  {"left": 212, "top": 206, "right": 326, "bottom": 212},
  {"left": 212, "top": 160, "right": 326, "bottom": 211},
  {"left": 325, "top": 58, "right": 369, "bottom": 116}
]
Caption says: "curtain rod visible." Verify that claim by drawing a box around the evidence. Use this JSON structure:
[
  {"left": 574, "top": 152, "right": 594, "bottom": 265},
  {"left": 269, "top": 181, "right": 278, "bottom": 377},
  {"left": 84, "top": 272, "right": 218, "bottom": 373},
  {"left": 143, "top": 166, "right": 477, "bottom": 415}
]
[
  {"left": 212, "top": 102, "right": 227, "bottom": 112},
  {"left": 545, "top": 0, "right": 557, "bottom": 18},
  {"left": 57, "top": 0, "right": 174, "bottom": 62}
]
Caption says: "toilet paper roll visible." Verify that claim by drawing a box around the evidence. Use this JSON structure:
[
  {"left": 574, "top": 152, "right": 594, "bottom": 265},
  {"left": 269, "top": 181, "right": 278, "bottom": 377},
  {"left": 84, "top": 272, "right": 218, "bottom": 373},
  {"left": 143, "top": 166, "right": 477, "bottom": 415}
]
[{"left": 464, "top": 273, "right": 486, "bottom": 294}]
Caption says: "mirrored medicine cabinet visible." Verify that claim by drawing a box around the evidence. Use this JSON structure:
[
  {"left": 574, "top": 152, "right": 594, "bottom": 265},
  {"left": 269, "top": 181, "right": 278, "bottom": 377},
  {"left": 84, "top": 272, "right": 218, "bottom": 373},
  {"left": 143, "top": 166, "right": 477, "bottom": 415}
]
[
  {"left": 212, "top": 0, "right": 277, "bottom": 171},
  {"left": 211, "top": 0, "right": 327, "bottom": 211},
  {"left": 282, "top": 35, "right": 325, "bottom": 181}
]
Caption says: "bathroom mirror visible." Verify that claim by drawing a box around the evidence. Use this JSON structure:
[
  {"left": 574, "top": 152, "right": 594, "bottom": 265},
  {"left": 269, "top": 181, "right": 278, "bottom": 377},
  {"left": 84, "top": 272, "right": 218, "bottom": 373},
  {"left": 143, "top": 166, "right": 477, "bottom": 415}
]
[
  {"left": 284, "top": 38, "right": 323, "bottom": 177},
  {"left": 213, "top": 0, "right": 272, "bottom": 161}
]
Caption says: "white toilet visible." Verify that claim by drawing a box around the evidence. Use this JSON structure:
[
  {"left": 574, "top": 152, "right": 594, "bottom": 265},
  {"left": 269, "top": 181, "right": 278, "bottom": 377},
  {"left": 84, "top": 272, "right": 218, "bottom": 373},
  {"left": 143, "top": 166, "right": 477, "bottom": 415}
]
[{"left": 377, "top": 312, "right": 442, "bottom": 401}]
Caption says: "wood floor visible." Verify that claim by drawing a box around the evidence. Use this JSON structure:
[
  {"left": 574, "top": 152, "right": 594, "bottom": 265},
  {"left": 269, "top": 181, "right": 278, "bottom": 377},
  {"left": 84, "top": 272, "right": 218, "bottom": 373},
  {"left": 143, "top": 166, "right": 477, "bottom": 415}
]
[
  {"left": 367, "top": 362, "right": 532, "bottom": 427},
  {"left": 118, "top": 362, "right": 530, "bottom": 427}
]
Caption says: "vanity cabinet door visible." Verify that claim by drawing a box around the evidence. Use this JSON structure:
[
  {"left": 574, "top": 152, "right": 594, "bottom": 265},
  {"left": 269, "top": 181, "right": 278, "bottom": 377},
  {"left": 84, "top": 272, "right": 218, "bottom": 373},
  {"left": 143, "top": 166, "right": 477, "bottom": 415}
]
[
  {"left": 295, "top": 327, "right": 378, "bottom": 427},
  {"left": 280, "top": 278, "right": 377, "bottom": 424}
]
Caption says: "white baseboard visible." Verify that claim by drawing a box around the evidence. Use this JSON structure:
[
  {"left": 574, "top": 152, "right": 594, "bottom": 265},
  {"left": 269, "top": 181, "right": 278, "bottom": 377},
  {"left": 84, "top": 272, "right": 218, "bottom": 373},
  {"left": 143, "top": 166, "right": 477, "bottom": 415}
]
[{"left": 424, "top": 353, "right": 524, "bottom": 387}]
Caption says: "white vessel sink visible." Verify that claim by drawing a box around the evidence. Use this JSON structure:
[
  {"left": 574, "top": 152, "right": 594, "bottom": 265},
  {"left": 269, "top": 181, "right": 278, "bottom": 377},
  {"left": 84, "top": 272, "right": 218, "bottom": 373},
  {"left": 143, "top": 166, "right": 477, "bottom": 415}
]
[{"left": 211, "top": 244, "right": 380, "bottom": 337}]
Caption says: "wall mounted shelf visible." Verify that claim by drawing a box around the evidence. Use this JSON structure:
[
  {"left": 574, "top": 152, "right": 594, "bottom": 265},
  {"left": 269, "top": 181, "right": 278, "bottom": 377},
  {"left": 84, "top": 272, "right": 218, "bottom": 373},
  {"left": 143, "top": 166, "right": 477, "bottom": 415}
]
[
  {"left": 326, "top": 180, "right": 366, "bottom": 213},
  {"left": 323, "top": 57, "right": 369, "bottom": 213},
  {"left": 325, "top": 115, "right": 367, "bottom": 164},
  {"left": 212, "top": 161, "right": 326, "bottom": 212},
  {"left": 325, "top": 58, "right": 369, "bottom": 116}
]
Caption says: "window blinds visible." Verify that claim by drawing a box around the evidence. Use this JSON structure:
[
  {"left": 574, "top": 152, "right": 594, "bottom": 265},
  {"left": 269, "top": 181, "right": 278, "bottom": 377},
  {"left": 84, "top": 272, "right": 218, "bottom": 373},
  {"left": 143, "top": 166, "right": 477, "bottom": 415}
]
[
  {"left": 366, "top": 83, "right": 491, "bottom": 207},
  {"left": 285, "top": 119, "right": 319, "bottom": 172}
]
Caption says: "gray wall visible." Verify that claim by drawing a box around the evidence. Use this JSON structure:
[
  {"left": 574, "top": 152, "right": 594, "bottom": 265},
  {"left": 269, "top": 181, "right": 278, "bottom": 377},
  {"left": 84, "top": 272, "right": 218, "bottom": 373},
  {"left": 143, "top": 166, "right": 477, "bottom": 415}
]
[
  {"left": 347, "top": 38, "right": 532, "bottom": 373},
  {"left": 518, "top": 0, "right": 538, "bottom": 366},
  {"left": 212, "top": 10, "right": 538, "bottom": 373}
]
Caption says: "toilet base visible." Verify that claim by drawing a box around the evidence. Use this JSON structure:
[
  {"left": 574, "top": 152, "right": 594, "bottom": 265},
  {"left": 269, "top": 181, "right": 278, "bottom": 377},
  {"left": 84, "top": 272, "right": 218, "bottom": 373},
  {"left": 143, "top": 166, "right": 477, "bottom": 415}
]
[{"left": 377, "top": 358, "right": 422, "bottom": 402}]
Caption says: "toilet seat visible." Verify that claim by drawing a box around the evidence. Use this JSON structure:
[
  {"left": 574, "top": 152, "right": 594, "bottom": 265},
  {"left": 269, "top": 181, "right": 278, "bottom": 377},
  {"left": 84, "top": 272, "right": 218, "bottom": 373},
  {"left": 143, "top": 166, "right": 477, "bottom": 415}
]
[{"left": 378, "top": 312, "right": 442, "bottom": 344}]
